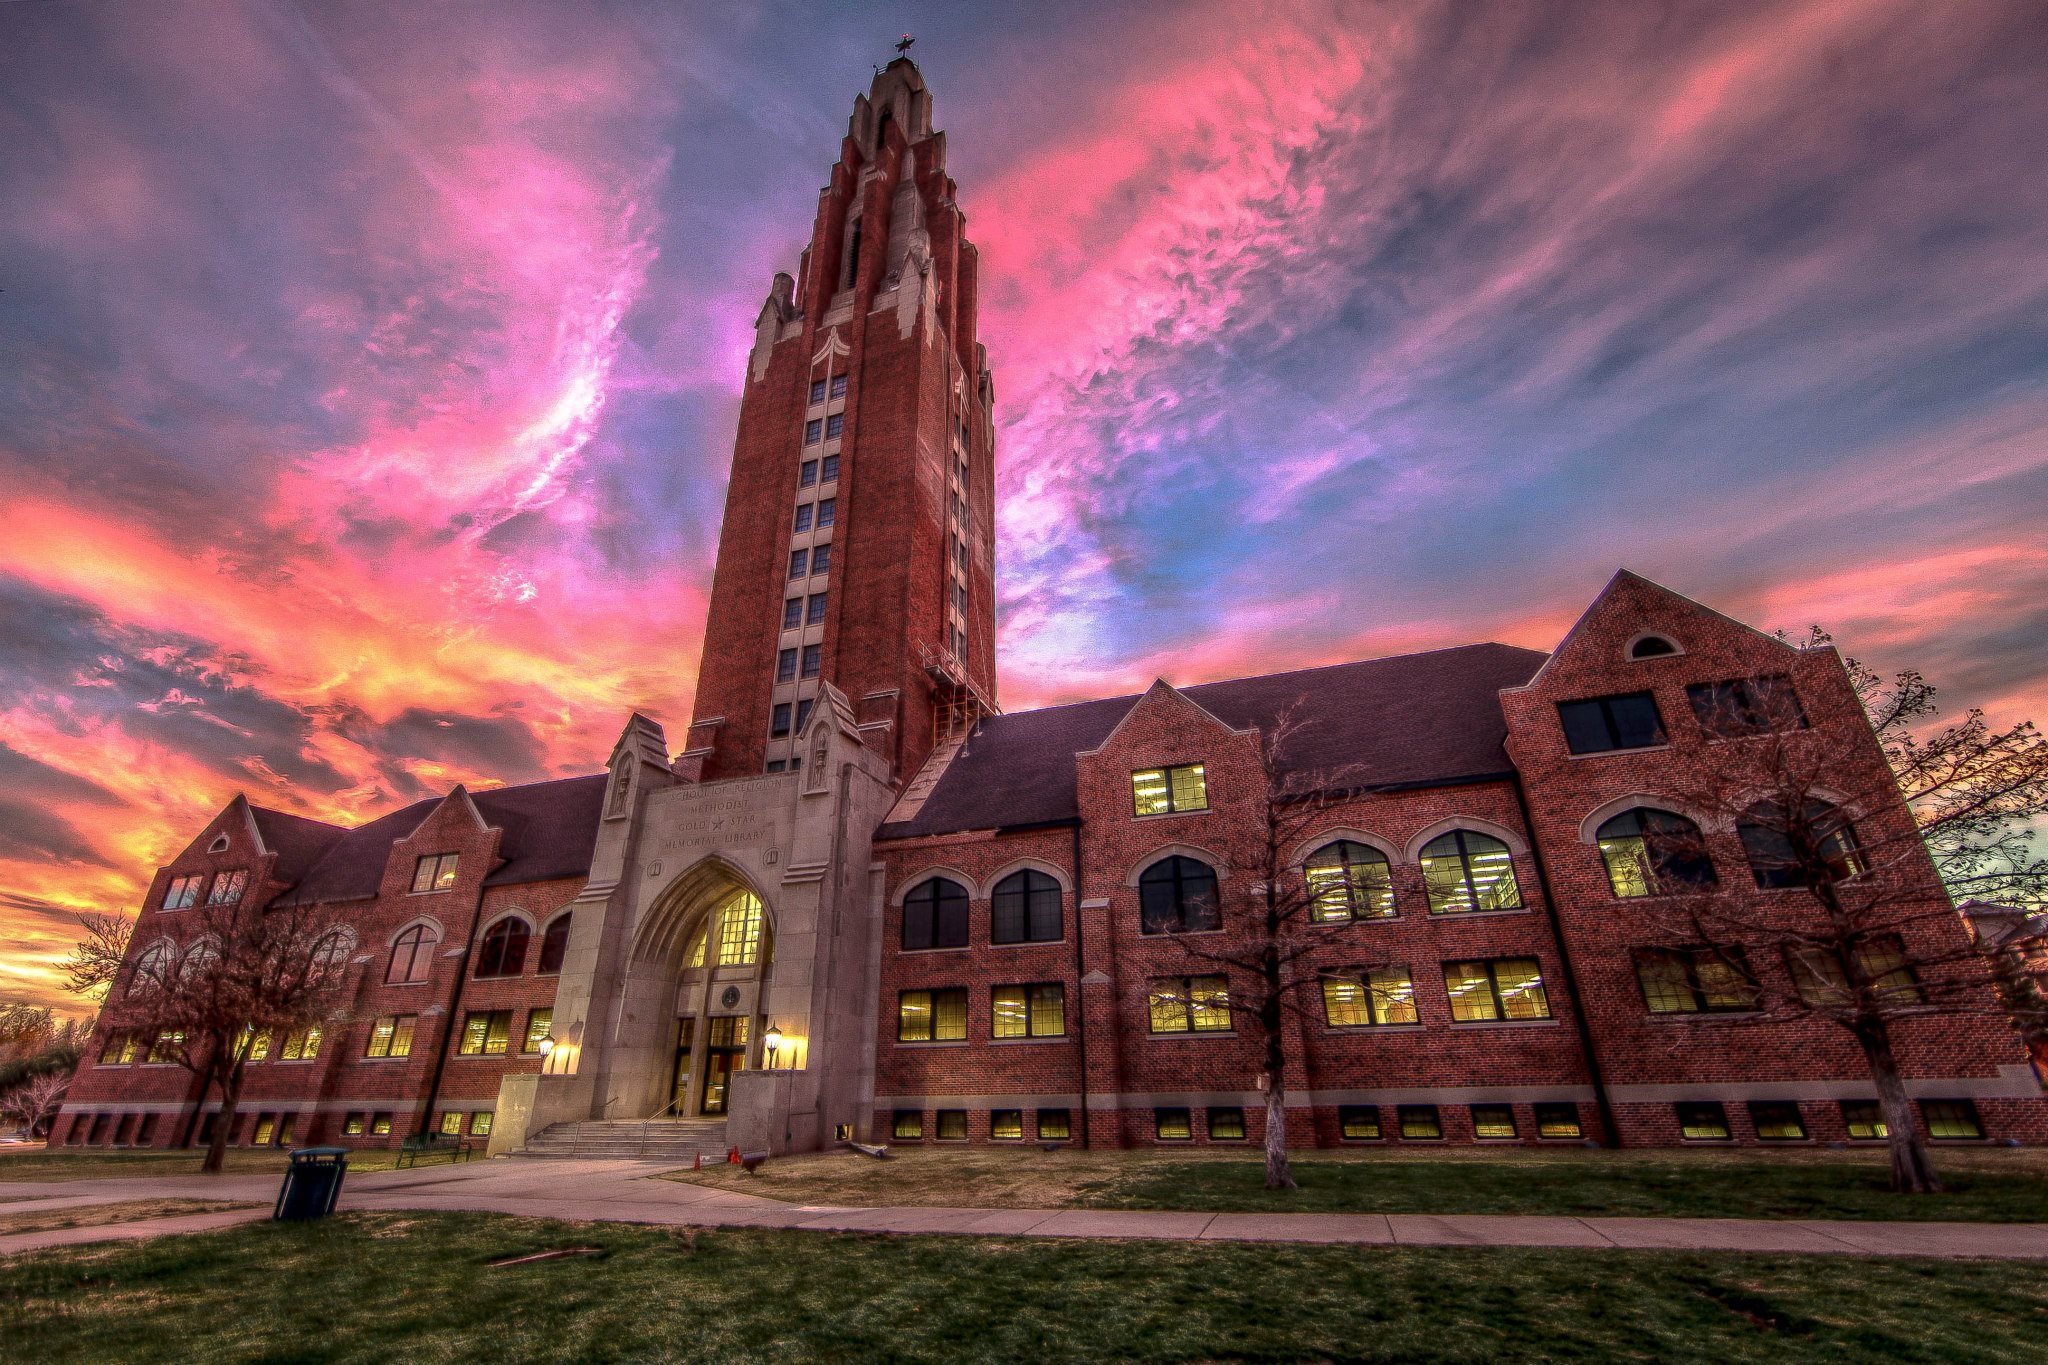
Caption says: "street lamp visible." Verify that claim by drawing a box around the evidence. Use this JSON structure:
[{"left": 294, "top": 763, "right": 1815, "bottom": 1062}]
[{"left": 763, "top": 1026, "right": 784, "bottom": 1070}]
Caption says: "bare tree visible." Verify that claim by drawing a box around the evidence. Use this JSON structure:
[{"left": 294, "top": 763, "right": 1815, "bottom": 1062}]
[
  {"left": 1, "top": 1070, "right": 70, "bottom": 1138},
  {"left": 1631, "top": 678, "right": 2026, "bottom": 1194},
  {"left": 67, "top": 899, "right": 352, "bottom": 1173}
]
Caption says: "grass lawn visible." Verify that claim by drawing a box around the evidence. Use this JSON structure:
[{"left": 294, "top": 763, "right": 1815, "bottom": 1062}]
[
  {"left": 666, "top": 1146, "right": 2048, "bottom": 1222},
  {"left": 2, "top": 1211, "right": 2046, "bottom": 1363},
  {"left": 0, "top": 1199, "right": 252, "bottom": 1237},
  {"left": 0, "top": 1146, "right": 402, "bottom": 1184}
]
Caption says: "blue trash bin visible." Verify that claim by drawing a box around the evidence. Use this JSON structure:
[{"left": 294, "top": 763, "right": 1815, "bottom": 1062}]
[{"left": 274, "top": 1146, "right": 349, "bottom": 1221}]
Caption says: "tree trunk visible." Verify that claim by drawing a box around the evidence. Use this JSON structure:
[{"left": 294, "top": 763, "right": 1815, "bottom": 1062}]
[
  {"left": 203, "top": 1059, "right": 245, "bottom": 1175},
  {"left": 1262, "top": 1073, "right": 1294, "bottom": 1190},
  {"left": 1854, "top": 1018, "right": 1943, "bottom": 1194}
]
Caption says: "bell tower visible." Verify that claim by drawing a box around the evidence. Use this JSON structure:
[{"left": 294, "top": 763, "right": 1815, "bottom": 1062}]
[{"left": 684, "top": 57, "right": 997, "bottom": 785}]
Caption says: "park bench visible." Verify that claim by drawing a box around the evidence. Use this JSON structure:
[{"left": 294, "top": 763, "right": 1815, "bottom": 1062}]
[{"left": 395, "top": 1132, "right": 482, "bottom": 1168}]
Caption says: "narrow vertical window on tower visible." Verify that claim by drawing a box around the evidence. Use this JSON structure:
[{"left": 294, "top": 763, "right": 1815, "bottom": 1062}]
[
  {"left": 825, "top": 413, "right": 844, "bottom": 439},
  {"left": 777, "top": 649, "right": 797, "bottom": 683},
  {"left": 809, "top": 378, "right": 826, "bottom": 404},
  {"left": 788, "top": 549, "right": 808, "bottom": 579},
  {"left": 830, "top": 374, "right": 847, "bottom": 399},
  {"left": 816, "top": 498, "right": 836, "bottom": 528},
  {"left": 783, "top": 598, "right": 803, "bottom": 630},
  {"left": 801, "top": 644, "right": 822, "bottom": 679},
  {"left": 811, "top": 543, "right": 832, "bottom": 574},
  {"left": 800, "top": 459, "right": 818, "bottom": 488},
  {"left": 794, "top": 504, "right": 813, "bottom": 532},
  {"left": 844, "top": 216, "right": 863, "bottom": 290},
  {"left": 807, "top": 592, "right": 828, "bottom": 625},
  {"left": 821, "top": 454, "right": 840, "bottom": 483}
]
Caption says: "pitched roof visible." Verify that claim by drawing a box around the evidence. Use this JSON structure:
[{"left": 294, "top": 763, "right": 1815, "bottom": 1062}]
[
  {"left": 272, "top": 774, "right": 607, "bottom": 906},
  {"left": 877, "top": 643, "right": 1549, "bottom": 840},
  {"left": 248, "top": 806, "right": 346, "bottom": 885}
]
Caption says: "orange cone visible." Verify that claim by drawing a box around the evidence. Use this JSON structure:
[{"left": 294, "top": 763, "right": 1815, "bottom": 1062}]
[{"left": 727, "top": 1145, "right": 740, "bottom": 1164}]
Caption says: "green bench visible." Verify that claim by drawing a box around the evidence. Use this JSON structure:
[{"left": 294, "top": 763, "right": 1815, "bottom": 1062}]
[{"left": 395, "top": 1133, "right": 482, "bottom": 1168}]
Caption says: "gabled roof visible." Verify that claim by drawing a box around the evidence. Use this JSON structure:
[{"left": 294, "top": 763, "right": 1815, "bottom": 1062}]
[
  {"left": 878, "top": 643, "right": 1549, "bottom": 840},
  {"left": 247, "top": 806, "right": 346, "bottom": 885},
  {"left": 272, "top": 774, "right": 607, "bottom": 906}
]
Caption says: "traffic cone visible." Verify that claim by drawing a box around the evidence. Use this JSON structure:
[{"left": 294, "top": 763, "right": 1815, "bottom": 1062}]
[
  {"left": 727, "top": 1144, "right": 740, "bottom": 1164},
  {"left": 693, "top": 1151, "right": 702, "bottom": 1170}
]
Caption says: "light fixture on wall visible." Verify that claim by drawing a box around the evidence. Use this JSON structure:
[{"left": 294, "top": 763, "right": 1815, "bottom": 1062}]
[
  {"left": 537, "top": 1034, "right": 556, "bottom": 1059},
  {"left": 764, "top": 1026, "right": 784, "bottom": 1069}
]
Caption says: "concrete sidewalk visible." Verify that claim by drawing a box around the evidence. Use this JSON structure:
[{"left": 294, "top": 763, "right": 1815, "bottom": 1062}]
[{"left": 7, "top": 1157, "right": 2048, "bottom": 1261}]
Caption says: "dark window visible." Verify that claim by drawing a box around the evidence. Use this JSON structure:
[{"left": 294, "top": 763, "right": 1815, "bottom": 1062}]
[
  {"left": 991, "top": 983, "right": 1065, "bottom": 1038},
  {"left": 902, "top": 877, "right": 969, "bottom": 949},
  {"left": 386, "top": 923, "right": 439, "bottom": 984},
  {"left": 1208, "top": 1107, "right": 1246, "bottom": 1141},
  {"left": 411, "top": 853, "right": 460, "bottom": 893},
  {"left": 1676, "top": 1101, "right": 1730, "bottom": 1140},
  {"left": 207, "top": 868, "right": 248, "bottom": 905},
  {"left": 1154, "top": 1107, "right": 1192, "bottom": 1141},
  {"left": 892, "top": 1110, "right": 922, "bottom": 1141},
  {"left": 795, "top": 698, "right": 814, "bottom": 731},
  {"left": 777, "top": 648, "right": 797, "bottom": 683},
  {"left": 538, "top": 916, "right": 571, "bottom": 975},
  {"left": 475, "top": 918, "right": 530, "bottom": 978},
  {"left": 830, "top": 374, "right": 847, "bottom": 399},
  {"left": 765, "top": 760, "right": 787, "bottom": 773},
  {"left": 991, "top": 869, "right": 1062, "bottom": 943},
  {"left": 1305, "top": 839, "right": 1396, "bottom": 920},
  {"left": 1321, "top": 968, "right": 1419, "bottom": 1026},
  {"left": 1535, "top": 1103, "right": 1582, "bottom": 1139},
  {"left": 811, "top": 543, "right": 831, "bottom": 574},
  {"left": 1036, "top": 1109, "right": 1071, "bottom": 1141},
  {"left": 788, "top": 550, "right": 808, "bottom": 580},
  {"left": 897, "top": 988, "right": 968, "bottom": 1042},
  {"left": 1688, "top": 674, "right": 1808, "bottom": 738},
  {"left": 954, "top": 537, "right": 967, "bottom": 571},
  {"left": 1558, "top": 692, "right": 1667, "bottom": 753},
  {"left": 1398, "top": 1105, "right": 1442, "bottom": 1140},
  {"left": 1922, "top": 1100, "right": 1984, "bottom": 1140},
  {"left": 1443, "top": 958, "right": 1551, "bottom": 1021},
  {"left": 1597, "top": 808, "right": 1717, "bottom": 897},
  {"left": 458, "top": 1010, "right": 513, "bottom": 1057},
  {"left": 1634, "top": 947, "right": 1757, "bottom": 1014},
  {"left": 805, "top": 418, "right": 822, "bottom": 444},
  {"left": 1738, "top": 800, "right": 1865, "bottom": 888},
  {"left": 793, "top": 503, "right": 813, "bottom": 532},
  {"left": 1138, "top": 856, "right": 1221, "bottom": 934},
  {"left": 809, "top": 378, "right": 826, "bottom": 403},
  {"left": 1131, "top": 764, "right": 1207, "bottom": 815},
  {"left": 771, "top": 702, "right": 792, "bottom": 737},
  {"left": 163, "top": 873, "right": 204, "bottom": 910},
  {"left": 954, "top": 580, "right": 968, "bottom": 615},
  {"left": 1339, "top": 1105, "right": 1381, "bottom": 1140},
  {"left": 821, "top": 454, "right": 839, "bottom": 483},
  {"left": 1749, "top": 1101, "right": 1807, "bottom": 1141},
  {"left": 991, "top": 1109, "right": 1023, "bottom": 1140},
  {"left": 800, "top": 459, "right": 818, "bottom": 487},
  {"left": 816, "top": 498, "right": 836, "bottom": 528},
  {"left": 1840, "top": 1100, "right": 1887, "bottom": 1140},
  {"left": 825, "top": 412, "right": 844, "bottom": 439},
  {"left": 936, "top": 1110, "right": 967, "bottom": 1141},
  {"left": 1471, "top": 1104, "right": 1517, "bottom": 1139},
  {"left": 1630, "top": 635, "right": 1679, "bottom": 659},
  {"left": 807, "top": 592, "right": 828, "bottom": 625},
  {"left": 783, "top": 597, "right": 803, "bottom": 630},
  {"left": 800, "top": 644, "right": 821, "bottom": 679},
  {"left": 1419, "top": 830, "right": 1523, "bottom": 913},
  {"left": 1147, "top": 975, "right": 1230, "bottom": 1033}
]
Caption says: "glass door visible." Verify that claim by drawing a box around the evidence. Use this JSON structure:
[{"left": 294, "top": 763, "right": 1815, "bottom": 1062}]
[{"left": 699, "top": 1016, "right": 748, "bottom": 1116}]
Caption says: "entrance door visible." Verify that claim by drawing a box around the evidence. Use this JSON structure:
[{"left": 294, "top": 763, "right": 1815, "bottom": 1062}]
[
  {"left": 700, "top": 1016, "right": 748, "bottom": 1116},
  {"left": 669, "top": 1019, "right": 694, "bottom": 1114}
]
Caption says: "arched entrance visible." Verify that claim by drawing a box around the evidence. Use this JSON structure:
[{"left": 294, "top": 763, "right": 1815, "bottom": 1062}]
[{"left": 667, "top": 890, "right": 773, "bottom": 1116}]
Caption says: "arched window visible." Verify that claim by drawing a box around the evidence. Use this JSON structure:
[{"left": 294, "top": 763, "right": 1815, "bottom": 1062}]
[
  {"left": 1304, "top": 841, "right": 1396, "bottom": 921},
  {"left": 1630, "top": 635, "right": 1679, "bottom": 659},
  {"left": 386, "top": 924, "right": 439, "bottom": 984},
  {"left": 686, "top": 924, "right": 707, "bottom": 968},
  {"left": 1419, "top": 831, "right": 1523, "bottom": 915},
  {"left": 1738, "top": 800, "right": 1865, "bottom": 889},
  {"left": 128, "top": 942, "right": 171, "bottom": 997},
  {"left": 1139, "top": 856, "right": 1221, "bottom": 935},
  {"left": 1596, "top": 809, "right": 1717, "bottom": 898},
  {"left": 717, "top": 894, "right": 764, "bottom": 966},
  {"left": 310, "top": 931, "right": 353, "bottom": 983},
  {"left": 475, "top": 917, "right": 531, "bottom": 979},
  {"left": 178, "top": 938, "right": 222, "bottom": 983},
  {"left": 902, "top": 877, "right": 968, "bottom": 951},
  {"left": 991, "top": 870, "right": 1062, "bottom": 944},
  {"left": 538, "top": 914, "right": 572, "bottom": 975}
]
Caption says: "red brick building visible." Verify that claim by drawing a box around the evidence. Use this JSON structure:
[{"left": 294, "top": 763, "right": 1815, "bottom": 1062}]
[{"left": 54, "top": 58, "right": 2045, "bottom": 1157}]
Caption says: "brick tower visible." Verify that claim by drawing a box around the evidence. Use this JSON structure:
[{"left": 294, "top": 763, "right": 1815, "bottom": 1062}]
[{"left": 683, "top": 56, "right": 997, "bottom": 785}]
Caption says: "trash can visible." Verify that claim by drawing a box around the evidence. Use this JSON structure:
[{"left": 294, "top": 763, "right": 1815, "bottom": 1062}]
[{"left": 273, "top": 1146, "right": 349, "bottom": 1222}]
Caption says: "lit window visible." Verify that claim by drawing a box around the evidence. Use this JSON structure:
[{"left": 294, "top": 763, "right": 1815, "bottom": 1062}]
[
  {"left": 1635, "top": 947, "right": 1757, "bottom": 1014},
  {"left": 892, "top": 1110, "right": 923, "bottom": 1140},
  {"left": 1339, "top": 1106, "right": 1381, "bottom": 1140},
  {"left": 807, "top": 592, "right": 827, "bottom": 625},
  {"left": 794, "top": 503, "right": 813, "bottom": 532},
  {"left": 935, "top": 1110, "right": 967, "bottom": 1141},
  {"left": 777, "top": 648, "right": 797, "bottom": 683},
  {"left": 1208, "top": 1107, "right": 1246, "bottom": 1141},
  {"left": 805, "top": 418, "right": 822, "bottom": 444},
  {"left": 253, "top": 1115, "right": 276, "bottom": 1146},
  {"left": 148, "top": 1030, "right": 185, "bottom": 1063},
  {"left": 829, "top": 374, "right": 847, "bottom": 399},
  {"left": 1677, "top": 1102, "right": 1730, "bottom": 1140},
  {"left": 1785, "top": 938, "right": 1922, "bottom": 1007},
  {"left": 1739, "top": 800, "right": 1866, "bottom": 889},
  {"left": 1443, "top": 958, "right": 1551, "bottom": 1022},
  {"left": 458, "top": 1010, "right": 513, "bottom": 1056},
  {"left": 771, "top": 702, "right": 792, "bottom": 738},
  {"left": 1419, "top": 830, "right": 1523, "bottom": 914},
  {"left": 163, "top": 874, "right": 204, "bottom": 910},
  {"left": 1131, "top": 764, "right": 1207, "bottom": 816},
  {"left": 1840, "top": 1100, "right": 1887, "bottom": 1140},
  {"left": 207, "top": 869, "right": 248, "bottom": 905},
  {"left": 1557, "top": 692, "right": 1666, "bottom": 753},
  {"left": 809, "top": 379, "right": 826, "bottom": 404},
  {"left": 821, "top": 454, "right": 839, "bottom": 483},
  {"left": 538, "top": 915, "right": 571, "bottom": 974},
  {"left": 1304, "top": 840, "right": 1396, "bottom": 920},
  {"left": 1154, "top": 1107, "right": 1192, "bottom": 1141},
  {"left": 1138, "top": 856, "right": 1221, "bottom": 934},
  {"left": 343, "top": 1114, "right": 366, "bottom": 1136},
  {"left": 522, "top": 1009, "right": 554, "bottom": 1055},
  {"left": 244, "top": 1028, "right": 272, "bottom": 1062},
  {"left": 475, "top": 918, "right": 530, "bottom": 978},
  {"left": 365, "top": 1015, "right": 416, "bottom": 1059},
  {"left": 1689, "top": 675, "right": 1808, "bottom": 738},
  {"left": 717, "top": 894, "right": 764, "bottom": 965},
  {"left": 788, "top": 550, "right": 808, "bottom": 580},
  {"left": 903, "top": 877, "right": 969, "bottom": 950},
  {"left": 411, "top": 853, "right": 460, "bottom": 894},
  {"left": 469, "top": 1112, "right": 493, "bottom": 1137},
  {"left": 991, "top": 983, "right": 1065, "bottom": 1038},
  {"left": 800, "top": 460, "right": 818, "bottom": 488},
  {"left": 1749, "top": 1101, "right": 1807, "bottom": 1141},
  {"left": 1399, "top": 1106, "right": 1441, "bottom": 1140},
  {"left": 1147, "top": 975, "right": 1230, "bottom": 1033},
  {"left": 439, "top": 1111, "right": 464, "bottom": 1137},
  {"left": 991, "top": 869, "right": 1062, "bottom": 943},
  {"left": 99, "top": 1033, "right": 139, "bottom": 1065},
  {"left": 1597, "top": 809, "right": 1716, "bottom": 898},
  {"left": 686, "top": 926, "right": 707, "bottom": 967},
  {"left": 992, "top": 1109, "right": 1024, "bottom": 1140},
  {"left": 1471, "top": 1104, "right": 1517, "bottom": 1139},
  {"left": 1036, "top": 1110, "right": 1071, "bottom": 1141},
  {"left": 1321, "top": 967, "right": 1419, "bottom": 1027},
  {"left": 386, "top": 924, "right": 439, "bottom": 984},
  {"left": 1535, "top": 1103, "right": 1582, "bottom": 1139},
  {"left": 371, "top": 1113, "right": 394, "bottom": 1136},
  {"left": 280, "top": 1026, "right": 321, "bottom": 1060},
  {"left": 816, "top": 498, "right": 836, "bottom": 528},
  {"left": 810, "top": 543, "right": 831, "bottom": 574},
  {"left": 825, "top": 413, "right": 844, "bottom": 439},
  {"left": 897, "top": 987, "right": 968, "bottom": 1042}
]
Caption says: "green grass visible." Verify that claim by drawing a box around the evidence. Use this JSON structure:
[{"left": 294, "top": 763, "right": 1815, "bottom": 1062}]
[
  {"left": 0, "top": 1147, "right": 402, "bottom": 1184},
  {"left": 2, "top": 1211, "right": 2046, "bottom": 1363}
]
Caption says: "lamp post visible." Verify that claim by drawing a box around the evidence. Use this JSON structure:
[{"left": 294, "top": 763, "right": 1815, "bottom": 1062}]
[
  {"left": 537, "top": 1034, "right": 555, "bottom": 1073},
  {"left": 763, "top": 1026, "right": 784, "bottom": 1070}
]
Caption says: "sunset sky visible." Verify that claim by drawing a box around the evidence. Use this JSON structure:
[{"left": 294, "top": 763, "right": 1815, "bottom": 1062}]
[{"left": 3, "top": 0, "right": 2046, "bottom": 1013}]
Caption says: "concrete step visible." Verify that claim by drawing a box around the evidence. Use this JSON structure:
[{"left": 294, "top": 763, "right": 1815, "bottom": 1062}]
[{"left": 515, "top": 1117, "right": 728, "bottom": 1161}]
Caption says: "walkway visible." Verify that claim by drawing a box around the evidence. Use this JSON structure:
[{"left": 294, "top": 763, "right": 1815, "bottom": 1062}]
[{"left": 6, "top": 1158, "right": 2048, "bottom": 1260}]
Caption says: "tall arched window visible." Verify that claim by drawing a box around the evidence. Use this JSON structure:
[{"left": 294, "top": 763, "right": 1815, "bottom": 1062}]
[
  {"left": 1139, "top": 856, "right": 1221, "bottom": 934},
  {"left": 128, "top": 942, "right": 171, "bottom": 997},
  {"left": 386, "top": 924, "right": 439, "bottom": 984},
  {"left": 538, "top": 914, "right": 572, "bottom": 975},
  {"left": 1419, "top": 830, "right": 1523, "bottom": 915},
  {"left": 717, "top": 893, "right": 764, "bottom": 966},
  {"left": 310, "top": 931, "right": 353, "bottom": 983},
  {"left": 991, "top": 870, "right": 1062, "bottom": 944},
  {"left": 1738, "top": 800, "right": 1865, "bottom": 889},
  {"left": 1304, "top": 840, "right": 1396, "bottom": 921},
  {"left": 178, "top": 938, "right": 222, "bottom": 983},
  {"left": 902, "top": 877, "right": 968, "bottom": 951},
  {"left": 475, "top": 917, "right": 531, "bottom": 979},
  {"left": 1596, "top": 809, "right": 1717, "bottom": 898}
]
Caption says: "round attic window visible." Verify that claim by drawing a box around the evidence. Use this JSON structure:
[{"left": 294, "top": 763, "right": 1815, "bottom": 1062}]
[
  {"left": 1629, "top": 634, "right": 1680, "bottom": 660},
  {"left": 208, "top": 834, "right": 230, "bottom": 853}
]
